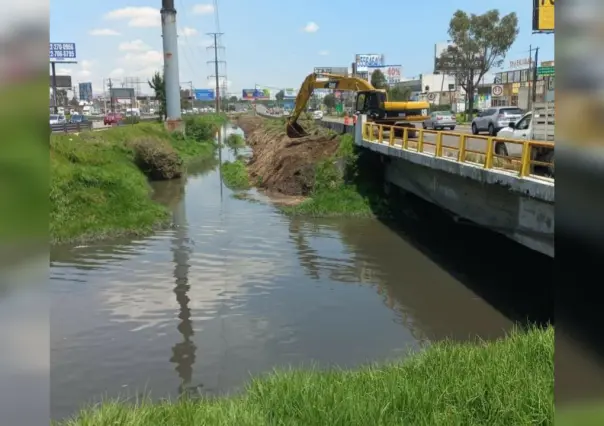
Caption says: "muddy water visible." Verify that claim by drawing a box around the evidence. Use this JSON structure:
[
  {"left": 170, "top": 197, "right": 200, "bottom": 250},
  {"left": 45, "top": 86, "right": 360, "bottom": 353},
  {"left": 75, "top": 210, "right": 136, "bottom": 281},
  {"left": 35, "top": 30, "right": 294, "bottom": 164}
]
[{"left": 47, "top": 125, "right": 598, "bottom": 419}]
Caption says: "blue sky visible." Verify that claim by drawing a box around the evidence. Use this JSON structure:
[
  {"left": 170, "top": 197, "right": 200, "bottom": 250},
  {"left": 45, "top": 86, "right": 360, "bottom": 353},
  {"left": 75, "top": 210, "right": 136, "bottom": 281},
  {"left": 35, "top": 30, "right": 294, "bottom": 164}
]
[{"left": 50, "top": 0, "right": 554, "bottom": 96}]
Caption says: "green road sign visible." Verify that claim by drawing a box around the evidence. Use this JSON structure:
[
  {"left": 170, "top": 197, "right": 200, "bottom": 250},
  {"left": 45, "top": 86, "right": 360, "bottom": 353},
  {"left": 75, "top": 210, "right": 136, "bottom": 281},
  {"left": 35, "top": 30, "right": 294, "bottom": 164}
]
[{"left": 537, "top": 66, "right": 555, "bottom": 76}]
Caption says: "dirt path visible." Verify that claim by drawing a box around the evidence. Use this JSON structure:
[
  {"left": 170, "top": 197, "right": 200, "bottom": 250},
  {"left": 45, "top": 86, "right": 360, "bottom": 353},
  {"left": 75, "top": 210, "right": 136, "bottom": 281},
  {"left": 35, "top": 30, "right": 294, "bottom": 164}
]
[{"left": 235, "top": 115, "right": 340, "bottom": 196}]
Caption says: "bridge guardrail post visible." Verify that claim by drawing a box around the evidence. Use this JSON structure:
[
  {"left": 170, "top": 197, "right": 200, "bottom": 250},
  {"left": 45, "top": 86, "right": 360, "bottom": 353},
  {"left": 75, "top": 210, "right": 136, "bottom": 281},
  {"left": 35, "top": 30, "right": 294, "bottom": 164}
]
[
  {"left": 485, "top": 137, "right": 494, "bottom": 169},
  {"left": 403, "top": 128, "right": 409, "bottom": 149},
  {"left": 378, "top": 125, "right": 384, "bottom": 144},
  {"left": 389, "top": 126, "right": 394, "bottom": 146},
  {"left": 435, "top": 132, "right": 443, "bottom": 157},
  {"left": 520, "top": 142, "right": 531, "bottom": 177},
  {"left": 459, "top": 134, "right": 467, "bottom": 162},
  {"left": 417, "top": 129, "right": 424, "bottom": 152}
]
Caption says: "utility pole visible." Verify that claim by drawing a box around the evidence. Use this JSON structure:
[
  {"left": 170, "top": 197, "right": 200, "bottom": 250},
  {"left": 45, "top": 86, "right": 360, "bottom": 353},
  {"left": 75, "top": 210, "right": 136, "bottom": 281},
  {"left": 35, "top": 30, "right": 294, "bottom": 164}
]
[
  {"left": 206, "top": 32, "right": 225, "bottom": 113},
  {"left": 161, "top": 0, "right": 183, "bottom": 127},
  {"left": 531, "top": 47, "right": 539, "bottom": 106},
  {"left": 107, "top": 78, "right": 114, "bottom": 112}
]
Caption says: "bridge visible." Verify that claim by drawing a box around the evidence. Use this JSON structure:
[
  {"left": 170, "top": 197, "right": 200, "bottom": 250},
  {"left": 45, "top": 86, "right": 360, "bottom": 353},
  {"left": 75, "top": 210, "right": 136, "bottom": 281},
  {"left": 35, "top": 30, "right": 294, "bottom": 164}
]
[{"left": 321, "top": 116, "right": 555, "bottom": 258}]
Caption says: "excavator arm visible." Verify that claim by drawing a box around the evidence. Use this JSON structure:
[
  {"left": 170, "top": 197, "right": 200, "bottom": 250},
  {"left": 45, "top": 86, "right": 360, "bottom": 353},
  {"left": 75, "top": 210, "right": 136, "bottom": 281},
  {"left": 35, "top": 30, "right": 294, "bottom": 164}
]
[{"left": 286, "top": 73, "right": 381, "bottom": 138}]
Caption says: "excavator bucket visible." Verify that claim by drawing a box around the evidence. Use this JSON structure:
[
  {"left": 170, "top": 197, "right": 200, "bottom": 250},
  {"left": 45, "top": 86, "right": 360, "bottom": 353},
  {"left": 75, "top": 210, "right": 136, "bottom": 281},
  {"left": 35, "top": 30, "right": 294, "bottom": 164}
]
[{"left": 286, "top": 120, "right": 309, "bottom": 138}]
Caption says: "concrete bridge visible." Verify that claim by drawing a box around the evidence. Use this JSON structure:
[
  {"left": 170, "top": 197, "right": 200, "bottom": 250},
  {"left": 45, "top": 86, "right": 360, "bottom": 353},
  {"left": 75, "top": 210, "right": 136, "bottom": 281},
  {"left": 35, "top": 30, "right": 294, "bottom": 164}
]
[{"left": 320, "top": 116, "right": 555, "bottom": 258}]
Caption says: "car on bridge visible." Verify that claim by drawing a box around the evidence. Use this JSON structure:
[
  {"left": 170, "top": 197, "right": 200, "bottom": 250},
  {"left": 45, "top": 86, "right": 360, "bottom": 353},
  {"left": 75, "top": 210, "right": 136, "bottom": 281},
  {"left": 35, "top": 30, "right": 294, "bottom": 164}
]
[
  {"left": 422, "top": 111, "right": 456, "bottom": 130},
  {"left": 471, "top": 106, "right": 524, "bottom": 136}
]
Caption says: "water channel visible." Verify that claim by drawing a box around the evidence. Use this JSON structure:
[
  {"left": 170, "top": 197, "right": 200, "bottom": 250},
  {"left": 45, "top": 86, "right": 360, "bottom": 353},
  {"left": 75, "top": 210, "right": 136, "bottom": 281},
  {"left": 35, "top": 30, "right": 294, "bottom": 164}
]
[{"left": 44, "top": 124, "right": 600, "bottom": 419}]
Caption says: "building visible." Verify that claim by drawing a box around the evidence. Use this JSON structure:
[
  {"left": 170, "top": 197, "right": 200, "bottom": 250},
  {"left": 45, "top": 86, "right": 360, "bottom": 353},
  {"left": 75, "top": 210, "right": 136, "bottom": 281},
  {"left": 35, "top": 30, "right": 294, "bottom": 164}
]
[{"left": 492, "top": 60, "right": 554, "bottom": 109}]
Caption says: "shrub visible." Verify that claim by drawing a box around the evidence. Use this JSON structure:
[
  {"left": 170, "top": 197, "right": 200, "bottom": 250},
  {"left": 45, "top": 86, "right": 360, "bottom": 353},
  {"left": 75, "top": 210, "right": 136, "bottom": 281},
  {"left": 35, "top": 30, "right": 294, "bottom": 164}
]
[
  {"left": 131, "top": 137, "right": 183, "bottom": 180},
  {"left": 184, "top": 114, "right": 227, "bottom": 142},
  {"left": 122, "top": 116, "right": 141, "bottom": 125}
]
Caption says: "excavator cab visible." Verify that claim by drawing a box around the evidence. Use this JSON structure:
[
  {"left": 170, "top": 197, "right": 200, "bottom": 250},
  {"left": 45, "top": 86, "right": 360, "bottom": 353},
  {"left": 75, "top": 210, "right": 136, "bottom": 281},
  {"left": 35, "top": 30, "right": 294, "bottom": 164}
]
[{"left": 355, "top": 91, "right": 387, "bottom": 119}]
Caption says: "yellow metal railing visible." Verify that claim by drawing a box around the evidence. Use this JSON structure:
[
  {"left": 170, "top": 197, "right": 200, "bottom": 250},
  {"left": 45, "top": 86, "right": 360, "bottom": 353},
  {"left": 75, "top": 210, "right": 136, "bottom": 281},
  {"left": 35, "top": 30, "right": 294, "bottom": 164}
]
[{"left": 362, "top": 122, "right": 555, "bottom": 181}]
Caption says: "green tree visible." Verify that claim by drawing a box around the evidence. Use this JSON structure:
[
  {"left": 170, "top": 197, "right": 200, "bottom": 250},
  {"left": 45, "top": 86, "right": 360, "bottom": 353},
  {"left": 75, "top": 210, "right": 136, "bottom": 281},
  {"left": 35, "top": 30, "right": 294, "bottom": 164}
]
[
  {"left": 439, "top": 9, "right": 519, "bottom": 119},
  {"left": 275, "top": 90, "right": 284, "bottom": 105},
  {"left": 323, "top": 93, "right": 336, "bottom": 110},
  {"left": 229, "top": 95, "right": 238, "bottom": 103},
  {"left": 370, "top": 69, "right": 388, "bottom": 89},
  {"left": 69, "top": 97, "right": 79, "bottom": 108},
  {"left": 148, "top": 71, "right": 166, "bottom": 120},
  {"left": 387, "top": 86, "right": 411, "bottom": 101}
]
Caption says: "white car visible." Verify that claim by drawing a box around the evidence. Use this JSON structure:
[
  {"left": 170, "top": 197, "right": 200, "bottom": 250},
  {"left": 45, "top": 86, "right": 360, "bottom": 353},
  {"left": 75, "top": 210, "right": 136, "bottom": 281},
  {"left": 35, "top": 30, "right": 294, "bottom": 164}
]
[
  {"left": 313, "top": 110, "right": 324, "bottom": 120},
  {"left": 49, "top": 114, "right": 66, "bottom": 125},
  {"left": 282, "top": 110, "right": 290, "bottom": 117}
]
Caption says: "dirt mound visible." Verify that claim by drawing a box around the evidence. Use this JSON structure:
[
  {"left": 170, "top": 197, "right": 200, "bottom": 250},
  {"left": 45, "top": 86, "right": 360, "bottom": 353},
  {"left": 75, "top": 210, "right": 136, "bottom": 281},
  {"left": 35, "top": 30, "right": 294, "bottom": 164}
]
[{"left": 236, "top": 115, "right": 339, "bottom": 196}]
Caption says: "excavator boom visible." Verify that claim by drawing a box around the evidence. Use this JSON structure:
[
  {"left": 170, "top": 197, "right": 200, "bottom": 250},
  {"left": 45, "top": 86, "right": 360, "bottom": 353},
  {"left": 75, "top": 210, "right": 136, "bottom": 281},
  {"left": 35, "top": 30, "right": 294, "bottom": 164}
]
[{"left": 286, "top": 73, "right": 383, "bottom": 138}]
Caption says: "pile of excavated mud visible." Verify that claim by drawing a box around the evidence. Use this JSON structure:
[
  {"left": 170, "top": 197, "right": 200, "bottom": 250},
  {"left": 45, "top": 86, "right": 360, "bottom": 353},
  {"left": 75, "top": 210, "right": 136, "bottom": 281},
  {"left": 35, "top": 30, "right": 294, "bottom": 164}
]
[{"left": 235, "top": 115, "right": 339, "bottom": 196}]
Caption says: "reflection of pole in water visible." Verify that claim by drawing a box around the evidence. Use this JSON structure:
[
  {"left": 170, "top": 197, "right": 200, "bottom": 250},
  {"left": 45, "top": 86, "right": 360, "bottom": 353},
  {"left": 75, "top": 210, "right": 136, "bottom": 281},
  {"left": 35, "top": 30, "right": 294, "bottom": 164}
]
[
  {"left": 288, "top": 218, "right": 321, "bottom": 280},
  {"left": 168, "top": 194, "right": 199, "bottom": 397},
  {"left": 217, "top": 127, "right": 223, "bottom": 199}
]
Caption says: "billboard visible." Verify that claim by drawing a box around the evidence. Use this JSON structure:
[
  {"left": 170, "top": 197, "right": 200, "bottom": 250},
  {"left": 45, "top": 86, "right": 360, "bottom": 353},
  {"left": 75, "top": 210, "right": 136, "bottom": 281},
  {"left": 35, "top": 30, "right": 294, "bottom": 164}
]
[
  {"left": 79, "top": 82, "right": 92, "bottom": 101},
  {"left": 367, "top": 65, "right": 402, "bottom": 86},
  {"left": 283, "top": 88, "right": 298, "bottom": 99},
  {"left": 242, "top": 89, "right": 270, "bottom": 100},
  {"left": 313, "top": 67, "right": 348, "bottom": 76},
  {"left": 110, "top": 88, "right": 135, "bottom": 99},
  {"left": 533, "top": 0, "right": 554, "bottom": 32},
  {"left": 354, "top": 54, "right": 384, "bottom": 72},
  {"left": 49, "top": 75, "right": 72, "bottom": 88},
  {"left": 194, "top": 89, "right": 215, "bottom": 101},
  {"left": 50, "top": 42, "right": 77, "bottom": 62}
]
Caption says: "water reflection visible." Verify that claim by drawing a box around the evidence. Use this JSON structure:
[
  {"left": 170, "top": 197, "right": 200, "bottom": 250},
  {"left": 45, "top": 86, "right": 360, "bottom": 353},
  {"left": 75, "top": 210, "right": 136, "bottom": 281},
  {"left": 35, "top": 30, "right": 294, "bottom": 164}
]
[{"left": 168, "top": 189, "right": 200, "bottom": 397}]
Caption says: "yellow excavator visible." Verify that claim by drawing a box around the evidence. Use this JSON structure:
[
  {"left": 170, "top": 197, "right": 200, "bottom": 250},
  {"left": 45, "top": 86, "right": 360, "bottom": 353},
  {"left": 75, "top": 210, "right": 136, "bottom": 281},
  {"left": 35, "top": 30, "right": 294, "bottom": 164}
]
[{"left": 286, "top": 72, "right": 430, "bottom": 138}]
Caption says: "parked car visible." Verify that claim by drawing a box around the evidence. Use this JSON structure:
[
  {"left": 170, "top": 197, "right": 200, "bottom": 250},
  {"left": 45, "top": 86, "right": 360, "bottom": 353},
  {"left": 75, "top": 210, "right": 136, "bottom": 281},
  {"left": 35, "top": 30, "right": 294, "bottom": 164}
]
[
  {"left": 471, "top": 106, "right": 524, "bottom": 136},
  {"left": 422, "top": 111, "right": 456, "bottom": 130},
  {"left": 313, "top": 110, "right": 324, "bottom": 120},
  {"left": 103, "top": 112, "right": 122, "bottom": 126},
  {"left": 69, "top": 114, "right": 87, "bottom": 124},
  {"left": 49, "top": 114, "right": 66, "bottom": 125}
]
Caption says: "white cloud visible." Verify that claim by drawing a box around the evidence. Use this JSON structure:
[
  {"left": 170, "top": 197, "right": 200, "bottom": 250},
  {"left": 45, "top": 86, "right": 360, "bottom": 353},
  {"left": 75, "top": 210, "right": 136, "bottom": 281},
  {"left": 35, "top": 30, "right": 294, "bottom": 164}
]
[
  {"left": 200, "top": 37, "right": 214, "bottom": 48},
  {"left": 192, "top": 4, "right": 214, "bottom": 14},
  {"left": 179, "top": 27, "right": 198, "bottom": 37},
  {"left": 104, "top": 7, "right": 160, "bottom": 28},
  {"left": 303, "top": 22, "right": 319, "bottom": 33},
  {"left": 89, "top": 28, "right": 121, "bottom": 36},
  {"left": 318, "top": 50, "right": 329, "bottom": 56},
  {"left": 121, "top": 50, "right": 163, "bottom": 77},
  {"left": 109, "top": 68, "right": 125, "bottom": 78},
  {"left": 118, "top": 39, "right": 150, "bottom": 52}
]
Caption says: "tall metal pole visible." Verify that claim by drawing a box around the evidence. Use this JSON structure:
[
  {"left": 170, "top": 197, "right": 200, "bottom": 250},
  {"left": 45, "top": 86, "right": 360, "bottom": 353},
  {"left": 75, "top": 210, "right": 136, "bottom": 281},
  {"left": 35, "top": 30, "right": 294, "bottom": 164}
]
[
  {"left": 213, "top": 33, "right": 220, "bottom": 112},
  {"left": 161, "top": 0, "right": 182, "bottom": 122},
  {"left": 51, "top": 62, "right": 58, "bottom": 114},
  {"left": 532, "top": 47, "right": 539, "bottom": 106}
]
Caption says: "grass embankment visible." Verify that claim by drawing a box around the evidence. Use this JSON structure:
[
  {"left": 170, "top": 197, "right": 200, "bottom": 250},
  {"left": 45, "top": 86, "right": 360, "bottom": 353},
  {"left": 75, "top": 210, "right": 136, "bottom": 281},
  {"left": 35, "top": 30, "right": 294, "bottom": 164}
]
[
  {"left": 59, "top": 326, "right": 553, "bottom": 426},
  {"left": 50, "top": 115, "right": 226, "bottom": 244},
  {"left": 282, "top": 132, "right": 382, "bottom": 218}
]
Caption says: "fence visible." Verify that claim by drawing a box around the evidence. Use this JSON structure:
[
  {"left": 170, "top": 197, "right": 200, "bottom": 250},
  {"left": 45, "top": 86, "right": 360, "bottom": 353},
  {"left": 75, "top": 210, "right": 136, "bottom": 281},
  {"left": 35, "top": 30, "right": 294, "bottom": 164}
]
[
  {"left": 362, "top": 122, "right": 555, "bottom": 181},
  {"left": 50, "top": 122, "right": 94, "bottom": 133}
]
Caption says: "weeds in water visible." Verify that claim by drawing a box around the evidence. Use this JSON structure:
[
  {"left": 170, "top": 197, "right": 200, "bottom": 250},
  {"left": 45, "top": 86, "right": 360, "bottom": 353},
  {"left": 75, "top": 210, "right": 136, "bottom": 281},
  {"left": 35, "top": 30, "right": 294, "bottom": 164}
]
[
  {"left": 221, "top": 160, "right": 250, "bottom": 190},
  {"left": 225, "top": 134, "right": 245, "bottom": 149},
  {"left": 57, "top": 326, "right": 553, "bottom": 426}
]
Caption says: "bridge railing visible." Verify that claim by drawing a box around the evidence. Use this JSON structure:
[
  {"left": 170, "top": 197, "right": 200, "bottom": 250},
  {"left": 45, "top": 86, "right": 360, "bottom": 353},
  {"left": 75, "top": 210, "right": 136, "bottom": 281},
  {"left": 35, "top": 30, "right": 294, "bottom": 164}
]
[
  {"left": 362, "top": 122, "right": 555, "bottom": 182},
  {"left": 50, "top": 122, "right": 94, "bottom": 133}
]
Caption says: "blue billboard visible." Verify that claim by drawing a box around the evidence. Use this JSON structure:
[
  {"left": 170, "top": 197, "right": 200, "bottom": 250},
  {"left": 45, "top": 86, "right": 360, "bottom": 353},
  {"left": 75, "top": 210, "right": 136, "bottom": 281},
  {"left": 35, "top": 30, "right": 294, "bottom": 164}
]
[
  {"left": 50, "top": 42, "right": 77, "bottom": 62},
  {"left": 79, "top": 82, "right": 93, "bottom": 102},
  {"left": 194, "top": 89, "right": 215, "bottom": 101}
]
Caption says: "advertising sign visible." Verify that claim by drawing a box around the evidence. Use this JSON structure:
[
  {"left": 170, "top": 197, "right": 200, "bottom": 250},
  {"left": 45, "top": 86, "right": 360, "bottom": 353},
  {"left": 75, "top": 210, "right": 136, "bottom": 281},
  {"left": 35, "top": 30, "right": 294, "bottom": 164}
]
[
  {"left": 283, "top": 88, "right": 297, "bottom": 99},
  {"left": 242, "top": 89, "right": 270, "bottom": 100},
  {"left": 367, "top": 65, "right": 402, "bottom": 86},
  {"left": 242, "top": 89, "right": 255, "bottom": 100},
  {"left": 533, "top": 0, "right": 554, "bottom": 33},
  {"left": 194, "top": 89, "right": 215, "bottom": 101},
  {"left": 110, "top": 88, "right": 135, "bottom": 99},
  {"left": 354, "top": 54, "right": 384, "bottom": 72},
  {"left": 254, "top": 88, "right": 270, "bottom": 100},
  {"left": 78, "top": 82, "right": 93, "bottom": 101},
  {"left": 313, "top": 67, "right": 348, "bottom": 76},
  {"left": 50, "top": 42, "right": 77, "bottom": 62},
  {"left": 49, "top": 75, "right": 72, "bottom": 88}
]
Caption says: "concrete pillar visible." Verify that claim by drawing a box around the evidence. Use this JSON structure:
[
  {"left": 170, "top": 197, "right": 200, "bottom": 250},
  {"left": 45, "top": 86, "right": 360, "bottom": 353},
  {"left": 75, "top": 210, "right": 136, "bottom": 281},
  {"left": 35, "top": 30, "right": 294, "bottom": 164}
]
[
  {"left": 161, "top": 0, "right": 183, "bottom": 131},
  {"left": 355, "top": 114, "right": 367, "bottom": 145}
]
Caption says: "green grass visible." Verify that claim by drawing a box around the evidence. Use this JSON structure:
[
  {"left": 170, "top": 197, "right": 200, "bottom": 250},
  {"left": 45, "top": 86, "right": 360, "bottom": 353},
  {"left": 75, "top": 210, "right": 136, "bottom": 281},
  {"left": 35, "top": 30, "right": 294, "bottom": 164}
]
[
  {"left": 556, "top": 402, "right": 604, "bottom": 425},
  {"left": 225, "top": 133, "right": 245, "bottom": 149},
  {"left": 221, "top": 160, "right": 250, "bottom": 190},
  {"left": 50, "top": 119, "right": 221, "bottom": 244},
  {"left": 58, "top": 325, "right": 553, "bottom": 426}
]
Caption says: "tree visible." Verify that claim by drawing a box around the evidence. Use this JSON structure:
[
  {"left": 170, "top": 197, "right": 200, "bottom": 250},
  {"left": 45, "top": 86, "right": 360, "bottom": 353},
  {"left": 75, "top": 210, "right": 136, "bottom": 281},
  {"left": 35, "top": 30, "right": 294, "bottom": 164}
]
[
  {"left": 180, "top": 88, "right": 191, "bottom": 110},
  {"left": 55, "top": 89, "right": 68, "bottom": 106},
  {"left": 229, "top": 95, "right": 238, "bottom": 103},
  {"left": 275, "top": 90, "right": 284, "bottom": 105},
  {"left": 148, "top": 71, "right": 166, "bottom": 120},
  {"left": 439, "top": 9, "right": 519, "bottom": 120},
  {"left": 370, "top": 69, "right": 388, "bottom": 89},
  {"left": 69, "top": 97, "right": 80, "bottom": 108},
  {"left": 323, "top": 93, "right": 336, "bottom": 110},
  {"left": 387, "top": 86, "right": 411, "bottom": 101}
]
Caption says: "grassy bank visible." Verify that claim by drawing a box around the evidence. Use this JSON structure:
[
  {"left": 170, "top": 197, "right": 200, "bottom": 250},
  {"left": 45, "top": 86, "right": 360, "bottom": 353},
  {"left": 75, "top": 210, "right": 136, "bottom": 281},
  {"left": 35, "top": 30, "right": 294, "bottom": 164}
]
[
  {"left": 59, "top": 326, "right": 553, "bottom": 425},
  {"left": 221, "top": 160, "right": 250, "bottom": 190},
  {"left": 50, "top": 116, "right": 225, "bottom": 244},
  {"left": 282, "top": 134, "right": 384, "bottom": 218}
]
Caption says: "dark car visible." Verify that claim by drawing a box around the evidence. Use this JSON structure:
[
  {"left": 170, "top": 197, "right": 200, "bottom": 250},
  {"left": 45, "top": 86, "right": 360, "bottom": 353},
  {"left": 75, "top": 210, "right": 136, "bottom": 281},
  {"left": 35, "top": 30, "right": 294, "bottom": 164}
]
[{"left": 70, "top": 114, "right": 87, "bottom": 123}]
